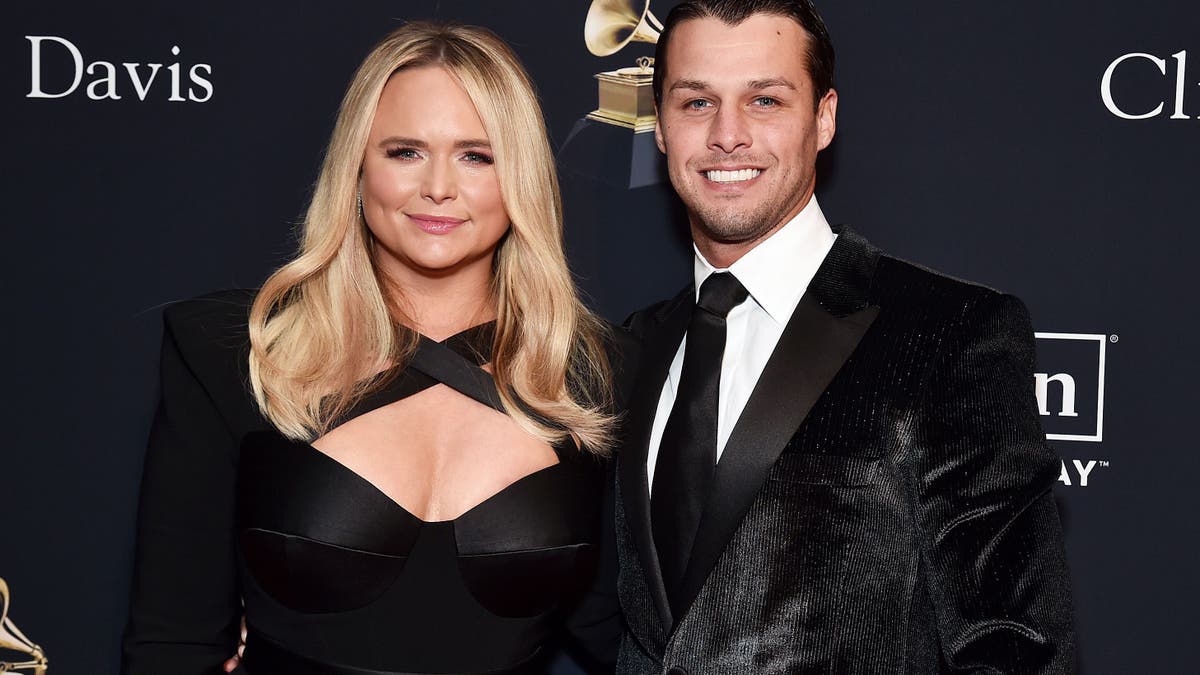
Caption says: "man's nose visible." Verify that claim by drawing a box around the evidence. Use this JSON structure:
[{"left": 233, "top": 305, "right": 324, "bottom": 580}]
[{"left": 707, "top": 105, "right": 752, "bottom": 154}]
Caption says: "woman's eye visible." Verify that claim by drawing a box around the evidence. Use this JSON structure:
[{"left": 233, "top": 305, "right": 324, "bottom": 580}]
[
  {"left": 463, "top": 151, "right": 494, "bottom": 165},
  {"left": 385, "top": 147, "right": 420, "bottom": 160}
]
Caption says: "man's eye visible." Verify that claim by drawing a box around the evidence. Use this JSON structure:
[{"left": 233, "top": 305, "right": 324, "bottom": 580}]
[
  {"left": 753, "top": 96, "right": 779, "bottom": 107},
  {"left": 385, "top": 147, "right": 420, "bottom": 159},
  {"left": 684, "top": 99, "right": 712, "bottom": 110}
]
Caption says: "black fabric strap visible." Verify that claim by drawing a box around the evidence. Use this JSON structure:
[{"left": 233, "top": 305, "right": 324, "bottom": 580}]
[
  {"left": 651, "top": 272, "right": 749, "bottom": 612},
  {"left": 328, "top": 323, "right": 500, "bottom": 429},
  {"left": 408, "top": 335, "right": 505, "bottom": 414}
]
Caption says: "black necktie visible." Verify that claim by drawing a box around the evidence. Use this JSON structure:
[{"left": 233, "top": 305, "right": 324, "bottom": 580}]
[{"left": 651, "top": 272, "right": 749, "bottom": 609}]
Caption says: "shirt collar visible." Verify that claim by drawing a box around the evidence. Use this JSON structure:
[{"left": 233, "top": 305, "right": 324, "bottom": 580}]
[{"left": 693, "top": 196, "right": 836, "bottom": 325}]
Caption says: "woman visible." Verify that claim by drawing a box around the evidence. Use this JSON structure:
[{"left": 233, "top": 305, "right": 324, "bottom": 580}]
[{"left": 122, "top": 21, "right": 629, "bottom": 674}]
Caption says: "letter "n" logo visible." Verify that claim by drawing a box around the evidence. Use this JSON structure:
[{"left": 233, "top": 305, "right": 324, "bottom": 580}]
[
  {"left": 1033, "top": 333, "right": 1107, "bottom": 443},
  {"left": 1035, "top": 373, "right": 1079, "bottom": 417}
]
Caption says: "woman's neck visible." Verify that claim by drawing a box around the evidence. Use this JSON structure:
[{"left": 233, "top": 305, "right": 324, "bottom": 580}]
[{"left": 383, "top": 267, "right": 496, "bottom": 342}]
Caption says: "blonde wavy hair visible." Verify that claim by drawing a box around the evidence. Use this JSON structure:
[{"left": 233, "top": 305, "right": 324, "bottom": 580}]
[{"left": 248, "top": 21, "right": 615, "bottom": 453}]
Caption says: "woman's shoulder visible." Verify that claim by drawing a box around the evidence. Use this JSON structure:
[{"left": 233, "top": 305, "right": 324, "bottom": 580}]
[
  {"left": 162, "top": 289, "right": 255, "bottom": 350},
  {"left": 160, "top": 289, "right": 256, "bottom": 391},
  {"left": 163, "top": 289, "right": 255, "bottom": 331},
  {"left": 157, "top": 289, "right": 270, "bottom": 434}
]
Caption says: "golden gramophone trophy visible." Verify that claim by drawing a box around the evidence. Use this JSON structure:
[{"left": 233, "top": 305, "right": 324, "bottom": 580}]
[
  {"left": 0, "top": 578, "right": 48, "bottom": 675},
  {"left": 561, "top": 0, "right": 666, "bottom": 189},
  {"left": 584, "top": 0, "right": 663, "bottom": 132}
]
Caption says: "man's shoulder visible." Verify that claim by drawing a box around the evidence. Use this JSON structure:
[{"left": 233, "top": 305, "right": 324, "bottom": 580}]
[
  {"left": 872, "top": 252, "right": 1011, "bottom": 319},
  {"left": 621, "top": 286, "right": 692, "bottom": 340}
]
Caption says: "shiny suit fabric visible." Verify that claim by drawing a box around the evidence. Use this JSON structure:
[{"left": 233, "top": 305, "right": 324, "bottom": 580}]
[{"left": 614, "top": 227, "right": 1076, "bottom": 674}]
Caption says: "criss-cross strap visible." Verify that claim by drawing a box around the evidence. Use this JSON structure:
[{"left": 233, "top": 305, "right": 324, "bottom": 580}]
[
  {"left": 329, "top": 323, "right": 499, "bottom": 429},
  {"left": 324, "top": 321, "right": 569, "bottom": 439},
  {"left": 408, "top": 335, "right": 505, "bottom": 414}
]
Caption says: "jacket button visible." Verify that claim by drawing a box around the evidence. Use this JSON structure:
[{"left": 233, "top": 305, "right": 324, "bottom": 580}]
[{"left": 666, "top": 668, "right": 689, "bottom": 675}]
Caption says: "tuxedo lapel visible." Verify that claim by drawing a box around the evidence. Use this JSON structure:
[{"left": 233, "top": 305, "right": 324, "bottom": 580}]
[
  {"left": 620, "top": 288, "right": 692, "bottom": 629},
  {"left": 672, "top": 226, "right": 882, "bottom": 621}
]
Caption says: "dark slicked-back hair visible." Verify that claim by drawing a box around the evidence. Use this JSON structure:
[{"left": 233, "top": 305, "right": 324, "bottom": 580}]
[{"left": 652, "top": 0, "right": 835, "bottom": 111}]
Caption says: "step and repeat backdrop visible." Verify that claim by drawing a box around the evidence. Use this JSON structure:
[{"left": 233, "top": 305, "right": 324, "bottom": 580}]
[{"left": 3, "top": 1, "right": 1197, "bottom": 672}]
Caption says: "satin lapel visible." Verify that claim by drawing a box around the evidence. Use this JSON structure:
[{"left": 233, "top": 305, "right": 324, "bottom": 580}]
[
  {"left": 671, "top": 294, "right": 880, "bottom": 619},
  {"left": 619, "top": 292, "right": 692, "bottom": 629}
]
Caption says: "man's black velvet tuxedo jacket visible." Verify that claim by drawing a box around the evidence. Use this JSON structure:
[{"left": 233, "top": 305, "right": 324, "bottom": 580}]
[{"left": 614, "top": 227, "right": 1075, "bottom": 674}]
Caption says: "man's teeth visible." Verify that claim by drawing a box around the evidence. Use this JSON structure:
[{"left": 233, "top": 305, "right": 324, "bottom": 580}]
[{"left": 705, "top": 169, "right": 761, "bottom": 183}]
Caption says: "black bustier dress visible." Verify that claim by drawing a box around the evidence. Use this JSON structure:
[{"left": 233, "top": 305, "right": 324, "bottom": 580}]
[
  {"left": 237, "top": 326, "right": 605, "bottom": 674},
  {"left": 121, "top": 294, "right": 621, "bottom": 675}
]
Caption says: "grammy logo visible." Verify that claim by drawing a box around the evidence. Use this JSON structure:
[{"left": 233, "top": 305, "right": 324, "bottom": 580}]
[
  {"left": 0, "top": 578, "right": 48, "bottom": 675},
  {"left": 584, "top": 0, "right": 663, "bottom": 132}
]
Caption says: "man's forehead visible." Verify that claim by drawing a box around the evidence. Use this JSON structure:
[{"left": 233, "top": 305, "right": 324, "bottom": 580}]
[
  {"left": 664, "top": 15, "right": 811, "bottom": 88},
  {"left": 669, "top": 13, "right": 810, "bottom": 50}
]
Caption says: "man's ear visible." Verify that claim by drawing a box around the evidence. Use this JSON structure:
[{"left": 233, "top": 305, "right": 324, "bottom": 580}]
[
  {"left": 816, "top": 88, "right": 838, "bottom": 151},
  {"left": 654, "top": 107, "right": 666, "bottom": 154}
]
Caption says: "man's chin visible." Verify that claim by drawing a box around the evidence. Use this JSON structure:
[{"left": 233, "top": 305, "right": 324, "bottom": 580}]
[{"left": 693, "top": 213, "right": 775, "bottom": 245}]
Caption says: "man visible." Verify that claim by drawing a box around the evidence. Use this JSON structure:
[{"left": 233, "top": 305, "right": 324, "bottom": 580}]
[{"left": 615, "top": 1, "right": 1076, "bottom": 673}]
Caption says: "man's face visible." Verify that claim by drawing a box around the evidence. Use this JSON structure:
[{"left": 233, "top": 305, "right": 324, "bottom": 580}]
[{"left": 655, "top": 14, "right": 837, "bottom": 263}]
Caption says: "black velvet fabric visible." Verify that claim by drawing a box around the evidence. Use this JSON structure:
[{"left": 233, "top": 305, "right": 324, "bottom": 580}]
[
  {"left": 616, "top": 227, "right": 1076, "bottom": 674},
  {"left": 122, "top": 292, "right": 630, "bottom": 675}
]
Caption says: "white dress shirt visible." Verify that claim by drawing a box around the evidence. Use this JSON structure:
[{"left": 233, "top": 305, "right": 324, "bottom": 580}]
[{"left": 646, "top": 197, "right": 836, "bottom": 490}]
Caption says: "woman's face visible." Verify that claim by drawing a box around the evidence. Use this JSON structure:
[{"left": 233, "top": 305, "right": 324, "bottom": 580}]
[{"left": 360, "top": 66, "right": 509, "bottom": 285}]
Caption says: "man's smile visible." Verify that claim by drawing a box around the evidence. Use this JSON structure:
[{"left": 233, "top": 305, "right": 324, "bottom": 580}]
[{"left": 703, "top": 168, "right": 763, "bottom": 183}]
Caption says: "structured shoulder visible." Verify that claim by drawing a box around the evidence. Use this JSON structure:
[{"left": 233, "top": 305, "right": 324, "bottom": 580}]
[
  {"left": 162, "top": 289, "right": 255, "bottom": 334},
  {"left": 598, "top": 319, "right": 642, "bottom": 411},
  {"left": 622, "top": 285, "right": 691, "bottom": 340},
  {"left": 156, "top": 289, "right": 269, "bottom": 436},
  {"left": 159, "top": 290, "right": 255, "bottom": 399},
  {"left": 601, "top": 319, "right": 641, "bottom": 364},
  {"left": 162, "top": 289, "right": 254, "bottom": 354},
  {"left": 871, "top": 254, "right": 1006, "bottom": 319},
  {"left": 868, "top": 254, "right": 1039, "bottom": 374}
]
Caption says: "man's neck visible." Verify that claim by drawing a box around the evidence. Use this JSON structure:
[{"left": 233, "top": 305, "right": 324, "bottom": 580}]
[{"left": 692, "top": 223, "right": 787, "bottom": 269}]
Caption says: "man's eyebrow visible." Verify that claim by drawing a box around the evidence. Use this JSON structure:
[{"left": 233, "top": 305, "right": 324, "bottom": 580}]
[
  {"left": 668, "top": 78, "right": 710, "bottom": 93},
  {"left": 747, "top": 77, "right": 797, "bottom": 91},
  {"left": 667, "top": 78, "right": 798, "bottom": 94}
]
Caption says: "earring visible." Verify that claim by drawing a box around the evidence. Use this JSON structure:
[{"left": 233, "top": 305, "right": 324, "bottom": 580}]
[{"left": 357, "top": 191, "right": 363, "bottom": 218}]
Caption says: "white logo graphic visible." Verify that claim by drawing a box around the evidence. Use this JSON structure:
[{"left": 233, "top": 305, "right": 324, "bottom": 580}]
[
  {"left": 1036, "top": 333, "right": 1112, "bottom": 488},
  {"left": 1034, "top": 333, "right": 1107, "bottom": 443},
  {"left": 1057, "top": 459, "right": 1108, "bottom": 487},
  {"left": 25, "top": 36, "right": 213, "bottom": 102},
  {"left": 1101, "top": 50, "right": 1193, "bottom": 120}
]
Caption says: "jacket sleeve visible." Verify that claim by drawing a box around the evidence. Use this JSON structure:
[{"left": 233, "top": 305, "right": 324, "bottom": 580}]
[
  {"left": 910, "top": 293, "right": 1077, "bottom": 674},
  {"left": 121, "top": 309, "right": 243, "bottom": 674}
]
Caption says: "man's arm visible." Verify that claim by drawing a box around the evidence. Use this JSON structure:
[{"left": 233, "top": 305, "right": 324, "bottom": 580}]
[{"left": 910, "top": 292, "right": 1076, "bottom": 673}]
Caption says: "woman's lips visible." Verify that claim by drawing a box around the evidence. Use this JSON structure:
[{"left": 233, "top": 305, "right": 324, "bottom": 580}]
[{"left": 408, "top": 213, "right": 467, "bottom": 234}]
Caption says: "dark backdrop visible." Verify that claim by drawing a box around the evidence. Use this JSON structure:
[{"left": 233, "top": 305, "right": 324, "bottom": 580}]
[{"left": 3, "top": 1, "right": 1196, "bottom": 672}]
